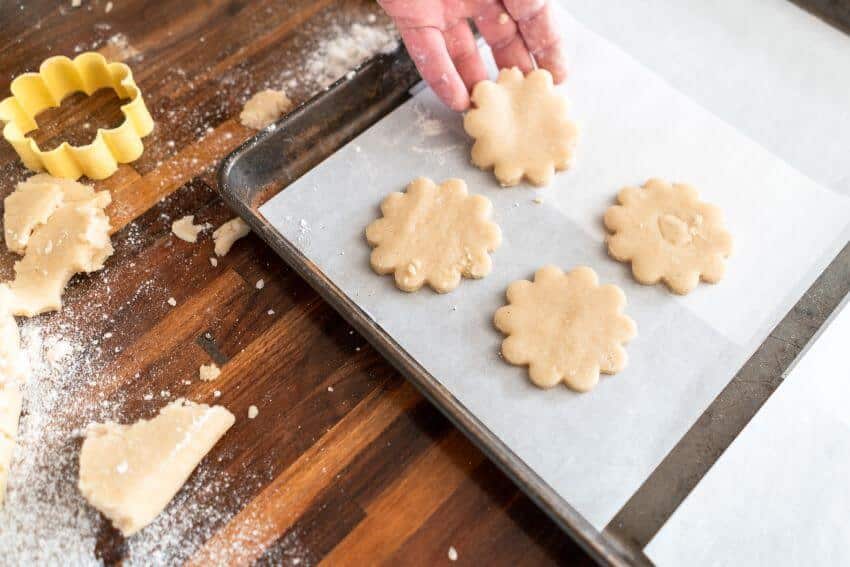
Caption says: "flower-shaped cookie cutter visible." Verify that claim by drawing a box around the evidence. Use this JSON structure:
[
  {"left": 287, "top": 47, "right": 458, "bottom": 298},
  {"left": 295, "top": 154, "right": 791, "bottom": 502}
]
[{"left": 0, "top": 52, "right": 154, "bottom": 180}]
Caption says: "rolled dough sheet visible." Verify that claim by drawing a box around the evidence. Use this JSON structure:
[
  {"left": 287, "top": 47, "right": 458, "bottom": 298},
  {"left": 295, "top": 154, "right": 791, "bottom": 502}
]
[
  {"left": 260, "top": 6, "right": 850, "bottom": 528},
  {"left": 646, "top": 298, "right": 850, "bottom": 565}
]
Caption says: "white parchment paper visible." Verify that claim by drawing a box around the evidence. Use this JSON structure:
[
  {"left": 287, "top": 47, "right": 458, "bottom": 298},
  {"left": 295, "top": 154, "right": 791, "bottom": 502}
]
[
  {"left": 646, "top": 297, "right": 850, "bottom": 566},
  {"left": 260, "top": 6, "right": 850, "bottom": 529}
]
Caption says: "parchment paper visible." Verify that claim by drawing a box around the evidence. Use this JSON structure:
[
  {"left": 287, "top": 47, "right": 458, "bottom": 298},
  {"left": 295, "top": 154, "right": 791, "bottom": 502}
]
[
  {"left": 646, "top": 297, "right": 850, "bottom": 565},
  {"left": 260, "top": 6, "right": 850, "bottom": 529}
]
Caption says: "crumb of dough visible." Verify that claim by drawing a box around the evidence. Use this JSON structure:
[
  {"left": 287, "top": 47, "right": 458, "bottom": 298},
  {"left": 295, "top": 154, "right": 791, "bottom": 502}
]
[
  {"left": 247, "top": 405, "right": 259, "bottom": 419},
  {"left": 77, "top": 399, "right": 235, "bottom": 536},
  {"left": 3, "top": 174, "right": 113, "bottom": 317},
  {"left": 239, "top": 89, "right": 292, "bottom": 130},
  {"left": 448, "top": 546, "right": 458, "bottom": 561},
  {"left": 213, "top": 217, "right": 250, "bottom": 257},
  {"left": 171, "top": 215, "right": 210, "bottom": 243},
  {"left": 255, "top": 279, "right": 264, "bottom": 290},
  {"left": 198, "top": 363, "right": 221, "bottom": 382},
  {"left": 167, "top": 297, "right": 176, "bottom": 307},
  {"left": 209, "top": 257, "right": 218, "bottom": 267}
]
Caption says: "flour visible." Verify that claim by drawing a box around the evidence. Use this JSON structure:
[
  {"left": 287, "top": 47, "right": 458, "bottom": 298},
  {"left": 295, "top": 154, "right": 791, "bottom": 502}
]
[{"left": 304, "top": 22, "right": 398, "bottom": 88}]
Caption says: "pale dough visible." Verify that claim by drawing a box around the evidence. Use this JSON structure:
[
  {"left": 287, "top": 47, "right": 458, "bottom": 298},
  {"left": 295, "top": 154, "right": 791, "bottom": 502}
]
[
  {"left": 78, "top": 399, "right": 235, "bottom": 536},
  {"left": 171, "top": 215, "right": 210, "bottom": 243},
  {"left": 3, "top": 174, "right": 65, "bottom": 254},
  {"left": 463, "top": 68, "right": 578, "bottom": 187},
  {"left": 365, "top": 177, "right": 502, "bottom": 293},
  {"left": 0, "top": 287, "right": 27, "bottom": 506},
  {"left": 4, "top": 175, "right": 113, "bottom": 317},
  {"left": 213, "top": 217, "right": 250, "bottom": 257},
  {"left": 239, "top": 89, "right": 292, "bottom": 130},
  {"left": 604, "top": 178, "right": 733, "bottom": 295},
  {"left": 198, "top": 363, "right": 220, "bottom": 382},
  {"left": 494, "top": 266, "right": 637, "bottom": 392}
]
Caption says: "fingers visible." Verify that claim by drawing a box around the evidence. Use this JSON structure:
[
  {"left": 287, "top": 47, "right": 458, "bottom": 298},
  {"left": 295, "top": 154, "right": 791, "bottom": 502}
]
[
  {"left": 502, "top": 0, "right": 567, "bottom": 82},
  {"left": 442, "top": 20, "right": 488, "bottom": 92},
  {"left": 474, "top": 1, "right": 534, "bottom": 74},
  {"left": 400, "top": 27, "right": 471, "bottom": 111}
]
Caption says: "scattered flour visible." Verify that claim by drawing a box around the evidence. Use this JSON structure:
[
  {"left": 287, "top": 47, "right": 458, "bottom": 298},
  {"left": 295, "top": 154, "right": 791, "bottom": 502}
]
[{"left": 304, "top": 22, "right": 398, "bottom": 88}]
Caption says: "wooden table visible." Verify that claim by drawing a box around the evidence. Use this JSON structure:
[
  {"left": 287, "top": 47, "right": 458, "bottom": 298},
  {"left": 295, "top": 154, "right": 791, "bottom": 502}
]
[{"left": 0, "top": 1, "right": 593, "bottom": 564}]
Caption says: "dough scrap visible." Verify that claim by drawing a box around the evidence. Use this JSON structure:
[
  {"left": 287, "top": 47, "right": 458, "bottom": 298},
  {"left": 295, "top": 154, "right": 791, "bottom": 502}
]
[
  {"left": 198, "top": 363, "right": 220, "bottom": 382},
  {"left": 239, "top": 89, "right": 292, "bottom": 130},
  {"left": 464, "top": 68, "right": 577, "bottom": 187},
  {"left": 4, "top": 175, "right": 113, "bottom": 317},
  {"left": 604, "top": 178, "right": 733, "bottom": 295},
  {"left": 78, "top": 399, "right": 235, "bottom": 536},
  {"left": 213, "top": 217, "right": 250, "bottom": 257},
  {"left": 171, "top": 215, "right": 210, "bottom": 243},
  {"left": 365, "top": 177, "right": 502, "bottom": 293},
  {"left": 3, "top": 174, "right": 65, "bottom": 254},
  {"left": 0, "top": 287, "right": 27, "bottom": 506},
  {"left": 494, "top": 266, "right": 637, "bottom": 392}
]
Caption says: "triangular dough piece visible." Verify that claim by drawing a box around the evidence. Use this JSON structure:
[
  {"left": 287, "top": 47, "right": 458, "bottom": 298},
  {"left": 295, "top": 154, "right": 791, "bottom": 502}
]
[
  {"left": 78, "top": 399, "right": 235, "bottom": 536},
  {"left": 3, "top": 174, "right": 65, "bottom": 254}
]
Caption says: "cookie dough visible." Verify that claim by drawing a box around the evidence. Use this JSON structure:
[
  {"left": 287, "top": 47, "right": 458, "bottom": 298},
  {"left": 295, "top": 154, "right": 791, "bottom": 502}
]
[
  {"left": 239, "top": 89, "right": 292, "bottom": 130},
  {"left": 365, "top": 177, "right": 502, "bottom": 293},
  {"left": 171, "top": 215, "right": 210, "bottom": 243},
  {"left": 464, "top": 68, "right": 577, "bottom": 187},
  {"left": 3, "top": 174, "right": 65, "bottom": 254},
  {"left": 494, "top": 266, "right": 637, "bottom": 392},
  {"left": 213, "top": 217, "right": 250, "bottom": 257},
  {"left": 198, "top": 363, "right": 220, "bottom": 382},
  {"left": 0, "top": 287, "right": 27, "bottom": 506},
  {"left": 4, "top": 175, "right": 113, "bottom": 316},
  {"left": 604, "top": 178, "right": 733, "bottom": 295},
  {"left": 78, "top": 399, "right": 235, "bottom": 536}
]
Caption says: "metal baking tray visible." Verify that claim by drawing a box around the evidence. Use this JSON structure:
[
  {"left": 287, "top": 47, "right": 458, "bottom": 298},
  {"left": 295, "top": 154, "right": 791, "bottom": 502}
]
[{"left": 217, "top": 38, "right": 850, "bottom": 566}]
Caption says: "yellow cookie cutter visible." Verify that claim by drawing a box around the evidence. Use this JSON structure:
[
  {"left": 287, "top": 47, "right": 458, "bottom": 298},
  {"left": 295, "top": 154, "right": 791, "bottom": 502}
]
[{"left": 0, "top": 52, "right": 154, "bottom": 180}]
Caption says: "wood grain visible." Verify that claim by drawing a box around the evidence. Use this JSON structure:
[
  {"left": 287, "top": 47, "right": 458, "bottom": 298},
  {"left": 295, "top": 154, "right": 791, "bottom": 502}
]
[{"left": 0, "top": 1, "right": 587, "bottom": 564}]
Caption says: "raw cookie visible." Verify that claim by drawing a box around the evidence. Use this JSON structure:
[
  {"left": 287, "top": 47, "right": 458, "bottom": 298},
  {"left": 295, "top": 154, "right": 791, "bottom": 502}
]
[
  {"left": 463, "top": 68, "right": 577, "bottom": 187},
  {"left": 239, "top": 89, "right": 292, "bottom": 130},
  {"left": 5, "top": 176, "right": 113, "bottom": 316},
  {"left": 604, "top": 178, "right": 733, "bottom": 295},
  {"left": 494, "top": 266, "right": 637, "bottom": 392},
  {"left": 171, "top": 215, "right": 210, "bottom": 243},
  {"left": 78, "top": 399, "right": 235, "bottom": 536},
  {"left": 0, "top": 287, "right": 27, "bottom": 506},
  {"left": 213, "top": 217, "right": 250, "bottom": 257},
  {"left": 365, "top": 177, "right": 502, "bottom": 293}
]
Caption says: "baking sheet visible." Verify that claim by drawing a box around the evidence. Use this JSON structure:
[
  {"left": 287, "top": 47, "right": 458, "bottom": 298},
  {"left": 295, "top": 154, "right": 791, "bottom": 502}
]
[
  {"left": 561, "top": 0, "right": 850, "bottom": 196},
  {"left": 259, "top": 6, "right": 850, "bottom": 529},
  {"left": 645, "top": 296, "right": 850, "bottom": 565}
]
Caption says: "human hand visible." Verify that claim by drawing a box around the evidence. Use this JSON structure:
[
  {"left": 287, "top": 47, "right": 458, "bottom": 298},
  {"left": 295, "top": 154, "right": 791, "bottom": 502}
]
[{"left": 378, "top": 0, "right": 566, "bottom": 111}]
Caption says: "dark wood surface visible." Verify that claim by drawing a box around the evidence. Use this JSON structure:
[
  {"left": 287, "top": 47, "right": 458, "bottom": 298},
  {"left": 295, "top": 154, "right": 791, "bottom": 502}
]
[{"left": 0, "top": 1, "right": 593, "bottom": 564}]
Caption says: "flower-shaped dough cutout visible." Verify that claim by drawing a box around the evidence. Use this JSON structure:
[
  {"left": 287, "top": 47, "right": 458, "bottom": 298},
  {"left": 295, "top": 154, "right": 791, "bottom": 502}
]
[
  {"left": 604, "top": 178, "right": 733, "bottom": 295},
  {"left": 366, "top": 177, "right": 502, "bottom": 293},
  {"left": 494, "top": 266, "right": 637, "bottom": 392},
  {"left": 463, "top": 67, "right": 577, "bottom": 187}
]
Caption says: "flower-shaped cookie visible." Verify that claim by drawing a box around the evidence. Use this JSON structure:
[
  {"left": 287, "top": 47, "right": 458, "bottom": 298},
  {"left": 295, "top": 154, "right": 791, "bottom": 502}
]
[
  {"left": 604, "top": 179, "right": 733, "bottom": 295},
  {"left": 463, "top": 67, "right": 577, "bottom": 187},
  {"left": 366, "top": 177, "right": 502, "bottom": 293},
  {"left": 494, "top": 266, "right": 637, "bottom": 392}
]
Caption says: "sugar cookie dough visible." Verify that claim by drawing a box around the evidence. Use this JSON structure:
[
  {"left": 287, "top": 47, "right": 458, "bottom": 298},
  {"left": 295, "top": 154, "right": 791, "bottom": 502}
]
[
  {"left": 464, "top": 68, "right": 577, "bottom": 187},
  {"left": 494, "top": 266, "right": 636, "bottom": 392},
  {"left": 4, "top": 175, "right": 113, "bottom": 316},
  {"left": 604, "top": 178, "right": 733, "bottom": 295},
  {"left": 0, "top": 287, "right": 27, "bottom": 506},
  {"left": 198, "top": 363, "right": 220, "bottom": 382},
  {"left": 78, "top": 399, "right": 235, "bottom": 536},
  {"left": 366, "top": 177, "right": 502, "bottom": 293},
  {"left": 213, "top": 217, "right": 250, "bottom": 256},
  {"left": 239, "top": 89, "right": 292, "bottom": 130},
  {"left": 171, "top": 215, "right": 210, "bottom": 243}
]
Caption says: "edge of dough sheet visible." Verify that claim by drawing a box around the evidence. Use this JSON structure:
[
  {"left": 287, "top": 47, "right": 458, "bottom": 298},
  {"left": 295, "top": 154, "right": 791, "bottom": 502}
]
[{"left": 0, "top": 52, "right": 154, "bottom": 180}]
